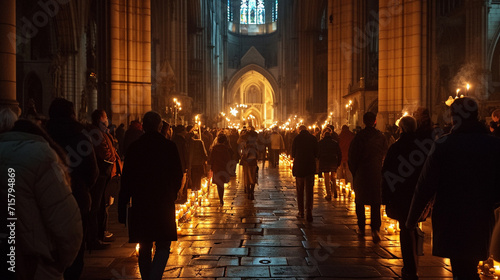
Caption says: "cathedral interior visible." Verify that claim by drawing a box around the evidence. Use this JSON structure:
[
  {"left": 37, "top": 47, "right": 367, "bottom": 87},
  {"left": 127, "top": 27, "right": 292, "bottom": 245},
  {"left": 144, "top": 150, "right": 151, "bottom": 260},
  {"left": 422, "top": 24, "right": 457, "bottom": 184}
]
[{"left": 2, "top": 0, "right": 500, "bottom": 130}]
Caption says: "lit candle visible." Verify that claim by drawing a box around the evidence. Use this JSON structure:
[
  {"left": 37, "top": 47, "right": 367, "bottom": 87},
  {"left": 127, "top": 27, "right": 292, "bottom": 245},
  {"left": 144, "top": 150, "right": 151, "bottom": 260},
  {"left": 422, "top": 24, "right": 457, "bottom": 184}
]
[
  {"left": 387, "top": 225, "right": 395, "bottom": 235},
  {"left": 456, "top": 89, "right": 460, "bottom": 98},
  {"left": 494, "top": 265, "right": 500, "bottom": 276},
  {"left": 466, "top": 83, "right": 470, "bottom": 95}
]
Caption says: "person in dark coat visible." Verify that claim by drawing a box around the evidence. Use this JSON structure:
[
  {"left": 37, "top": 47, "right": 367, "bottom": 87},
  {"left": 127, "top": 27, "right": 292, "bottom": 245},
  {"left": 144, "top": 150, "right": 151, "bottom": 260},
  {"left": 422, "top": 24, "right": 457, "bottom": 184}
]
[
  {"left": 318, "top": 129, "right": 342, "bottom": 201},
  {"left": 338, "top": 125, "right": 355, "bottom": 184},
  {"left": 406, "top": 97, "right": 500, "bottom": 280},
  {"left": 381, "top": 116, "right": 422, "bottom": 280},
  {"left": 118, "top": 111, "right": 182, "bottom": 280},
  {"left": 292, "top": 125, "right": 318, "bottom": 222},
  {"left": 348, "top": 112, "right": 388, "bottom": 242},
  {"left": 209, "top": 133, "right": 233, "bottom": 206},
  {"left": 122, "top": 120, "right": 144, "bottom": 158},
  {"left": 239, "top": 130, "right": 259, "bottom": 200},
  {"left": 46, "top": 97, "right": 99, "bottom": 279},
  {"left": 187, "top": 130, "right": 208, "bottom": 191}
]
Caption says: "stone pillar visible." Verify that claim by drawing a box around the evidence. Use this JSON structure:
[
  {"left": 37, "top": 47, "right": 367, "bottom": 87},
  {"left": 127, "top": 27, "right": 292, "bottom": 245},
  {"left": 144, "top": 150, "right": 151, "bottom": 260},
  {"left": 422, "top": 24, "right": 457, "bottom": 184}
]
[
  {"left": 466, "top": 0, "right": 488, "bottom": 99},
  {"left": 378, "top": 0, "right": 427, "bottom": 129},
  {"left": 0, "top": 0, "right": 19, "bottom": 114},
  {"left": 110, "top": 0, "right": 152, "bottom": 125},
  {"left": 328, "top": 0, "right": 355, "bottom": 126},
  {"left": 298, "top": 30, "right": 314, "bottom": 118}
]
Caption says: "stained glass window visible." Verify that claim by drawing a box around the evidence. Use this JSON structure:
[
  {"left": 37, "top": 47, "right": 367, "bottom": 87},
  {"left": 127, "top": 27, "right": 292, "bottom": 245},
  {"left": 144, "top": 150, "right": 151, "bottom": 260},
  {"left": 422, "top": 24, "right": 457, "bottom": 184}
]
[
  {"left": 249, "top": 0, "right": 256, "bottom": 24},
  {"left": 240, "top": 0, "right": 266, "bottom": 24},
  {"left": 257, "top": 0, "right": 265, "bottom": 24},
  {"left": 228, "top": 0, "right": 233, "bottom": 22},
  {"left": 272, "top": 0, "right": 278, "bottom": 22},
  {"left": 241, "top": 0, "right": 248, "bottom": 24}
]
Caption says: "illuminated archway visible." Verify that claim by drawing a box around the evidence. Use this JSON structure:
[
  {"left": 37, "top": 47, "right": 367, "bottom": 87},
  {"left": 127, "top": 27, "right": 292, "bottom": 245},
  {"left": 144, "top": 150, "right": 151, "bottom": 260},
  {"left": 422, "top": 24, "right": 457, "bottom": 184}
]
[{"left": 226, "top": 64, "right": 278, "bottom": 128}]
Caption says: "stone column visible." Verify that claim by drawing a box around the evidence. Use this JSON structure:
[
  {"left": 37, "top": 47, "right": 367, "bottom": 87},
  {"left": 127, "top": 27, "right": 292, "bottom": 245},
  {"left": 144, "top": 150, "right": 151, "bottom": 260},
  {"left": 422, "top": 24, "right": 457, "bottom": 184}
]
[
  {"left": 328, "top": 0, "right": 355, "bottom": 126},
  {"left": 0, "top": 0, "right": 19, "bottom": 114},
  {"left": 110, "top": 0, "right": 152, "bottom": 126},
  {"left": 378, "top": 0, "right": 427, "bottom": 129},
  {"left": 466, "top": 0, "right": 488, "bottom": 99}
]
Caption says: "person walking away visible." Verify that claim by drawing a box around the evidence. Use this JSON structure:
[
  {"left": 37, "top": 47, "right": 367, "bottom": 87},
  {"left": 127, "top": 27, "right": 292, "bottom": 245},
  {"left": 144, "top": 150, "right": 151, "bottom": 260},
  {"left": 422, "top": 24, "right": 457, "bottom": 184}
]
[
  {"left": 338, "top": 125, "right": 355, "bottom": 184},
  {"left": 209, "top": 133, "right": 233, "bottom": 206},
  {"left": 406, "top": 97, "right": 500, "bottom": 280},
  {"left": 0, "top": 117, "right": 82, "bottom": 279},
  {"left": 270, "top": 127, "right": 285, "bottom": 168},
  {"left": 318, "top": 129, "right": 342, "bottom": 201},
  {"left": 118, "top": 111, "right": 182, "bottom": 280},
  {"left": 381, "top": 116, "right": 422, "bottom": 280},
  {"left": 46, "top": 98, "right": 99, "bottom": 279},
  {"left": 348, "top": 112, "right": 388, "bottom": 242},
  {"left": 188, "top": 129, "right": 208, "bottom": 191},
  {"left": 121, "top": 120, "right": 144, "bottom": 158},
  {"left": 292, "top": 125, "right": 318, "bottom": 222},
  {"left": 240, "top": 131, "right": 259, "bottom": 199}
]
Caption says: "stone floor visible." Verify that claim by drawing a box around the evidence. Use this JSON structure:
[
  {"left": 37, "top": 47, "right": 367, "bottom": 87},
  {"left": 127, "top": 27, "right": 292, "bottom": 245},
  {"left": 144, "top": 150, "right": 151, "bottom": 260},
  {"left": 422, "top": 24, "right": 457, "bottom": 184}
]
[{"left": 80, "top": 162, "right": 484, "bottom": 279}]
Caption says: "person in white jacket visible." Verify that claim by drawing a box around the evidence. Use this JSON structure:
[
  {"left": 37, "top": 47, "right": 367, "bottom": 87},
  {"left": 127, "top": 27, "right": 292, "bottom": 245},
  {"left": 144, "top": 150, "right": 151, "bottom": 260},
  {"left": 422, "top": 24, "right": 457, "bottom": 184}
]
[{"left": 0, "top": 117, "right": 82, "bottom": 280}]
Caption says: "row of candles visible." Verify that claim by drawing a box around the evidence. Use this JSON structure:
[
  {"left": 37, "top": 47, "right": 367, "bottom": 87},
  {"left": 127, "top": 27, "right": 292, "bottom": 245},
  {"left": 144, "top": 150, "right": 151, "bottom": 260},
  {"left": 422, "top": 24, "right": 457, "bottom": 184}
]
[
  {"left": 478, "top": 258, "right": 500, "bottom": 277},
  {"left": 175, "top": 177, "right": 212, "bottom": 230}
]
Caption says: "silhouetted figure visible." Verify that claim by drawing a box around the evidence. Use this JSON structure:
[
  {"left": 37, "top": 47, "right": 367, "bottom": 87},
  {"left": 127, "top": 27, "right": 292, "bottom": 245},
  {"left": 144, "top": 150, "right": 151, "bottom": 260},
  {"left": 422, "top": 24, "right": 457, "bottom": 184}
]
[
  {"left": 382, "top": 116, "right": 421, "bottom": 280},
  {"left": 349, "top": 112, "right": 388, "bottom": 242},
  {"left": 209, "top": 133, "right": 233, "bottom": 206},
  {"left": 318, "top": 129, "right": 341, "bottom": 201},
  {"left": 46, "top": 98, "right": 99, "bottom": 279},
  {"left": 292, "top": 125, "right": 318, "bottom": 222},
  {"left": 119, "top": 111, "right": 182, "bottom": 280},
  {"left": 407, "top": 97, "right": 500, "bottom": 280}
]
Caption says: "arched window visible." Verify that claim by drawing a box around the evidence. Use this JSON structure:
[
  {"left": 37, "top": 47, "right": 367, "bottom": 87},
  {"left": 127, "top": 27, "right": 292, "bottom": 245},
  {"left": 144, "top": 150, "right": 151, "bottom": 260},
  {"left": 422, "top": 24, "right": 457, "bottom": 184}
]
[
  {"left": 272, "top": 0, "right": 278, "bottom": 22},
  {"left": 240, "top": 0, "right": 248, "bottom": 24},
  {"left": 240, "top": 0, "right": 265, "bottom": 25}
]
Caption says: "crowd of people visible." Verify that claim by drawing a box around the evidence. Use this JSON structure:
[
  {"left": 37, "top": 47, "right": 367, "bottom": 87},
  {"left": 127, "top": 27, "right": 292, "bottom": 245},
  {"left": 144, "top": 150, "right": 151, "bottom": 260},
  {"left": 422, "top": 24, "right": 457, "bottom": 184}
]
[{"left": 1, "top": 96, "right": 500, "bottom": 280}]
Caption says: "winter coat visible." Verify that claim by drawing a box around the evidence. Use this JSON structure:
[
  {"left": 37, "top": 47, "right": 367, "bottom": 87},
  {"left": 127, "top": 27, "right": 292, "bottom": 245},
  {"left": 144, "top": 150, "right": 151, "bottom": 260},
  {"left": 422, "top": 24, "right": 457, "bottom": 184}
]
[
  {"left": 122, "top": 122, "right": 144, "bottom": 158},
  {"left": 381, "top": 132, "right": 423, "bottom": 222},
  {"left": 118, "top": 131, "right": 183, "bottom": 243},
  {"left": 172, "top": 134, "right": 188, "bottom": 171},
  {"left": 46, "top": 118, "right": 99, "bottom": 213},
  {"left": 0, "top": 131, "right": 82, "bottom": 270},
  {"left": 317, "top": 135, "right": 342, "bottom": 172},
  {"left": 209, "top": 143, "right": 232, "bottom": 184},
  {"left": 339, "top": 127, "right": 355, "bottom": 163},
  {"left": 189, "top": 138, "right": 208, "bottom": 167},
  {"left": 292, "top": 130, "right": 318, "bottom": 177},
  {"left": 270, "top": 132, "right": 285, "bottom": 150},
  {"left": 406, "top": 121, "right": 500, "bottom": 259},
  {"left": 240, "top": 139, "right": 259, "bottom": 167},
  {"left": 348, "top": 126, "right": 388, "bottom": 205}
]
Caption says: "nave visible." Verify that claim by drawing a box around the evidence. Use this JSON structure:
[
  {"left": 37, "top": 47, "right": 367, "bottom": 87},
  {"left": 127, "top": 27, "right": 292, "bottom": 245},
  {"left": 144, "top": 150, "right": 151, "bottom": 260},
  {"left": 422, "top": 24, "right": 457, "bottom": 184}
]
[{"left": 81, "top": 162, "right": 462, "bottom": 279}]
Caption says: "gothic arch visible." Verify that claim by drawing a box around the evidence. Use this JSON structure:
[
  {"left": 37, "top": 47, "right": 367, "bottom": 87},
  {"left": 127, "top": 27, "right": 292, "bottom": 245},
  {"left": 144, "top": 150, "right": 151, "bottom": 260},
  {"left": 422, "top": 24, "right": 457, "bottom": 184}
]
[
  {"left": 226, "top": 64, "right": 279, "bottom": 127},
  {"left": 227, "top": 64, "right": 279, "bottom": 104},
  {"left": 488, "top": 24, "right": 500, "bottom": 71}
]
